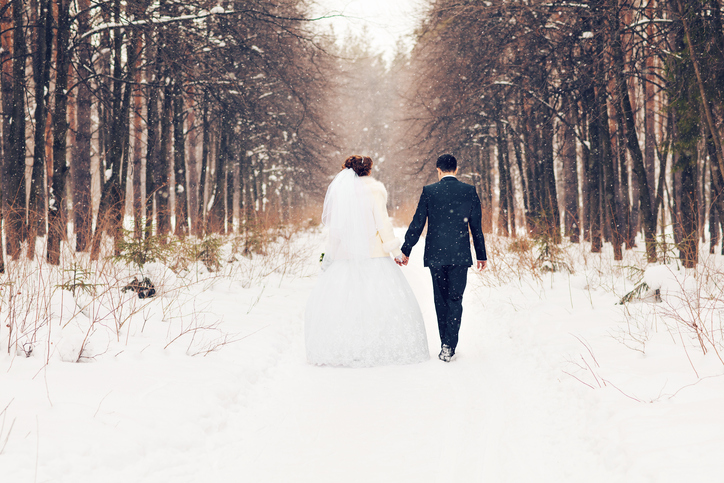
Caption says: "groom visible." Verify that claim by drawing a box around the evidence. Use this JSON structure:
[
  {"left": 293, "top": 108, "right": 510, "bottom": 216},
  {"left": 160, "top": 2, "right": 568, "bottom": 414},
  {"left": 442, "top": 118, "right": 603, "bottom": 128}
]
[{"left": 397, "top": 154, "right": 487, "bottom": 362}]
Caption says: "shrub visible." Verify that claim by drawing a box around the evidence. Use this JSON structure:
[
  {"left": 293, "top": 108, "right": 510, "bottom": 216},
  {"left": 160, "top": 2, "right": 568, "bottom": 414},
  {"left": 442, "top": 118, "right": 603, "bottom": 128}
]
[
  {"left": 533, "top": 231, "right": 571, "bottom": 273},
  {"left": 508, "top": 237, "right": 533, "bottom": 254},
  {"left": 180, "top": 235, "right": 224, "bottom": 272},
  {"left": 233, "top": 223, "right": 273, "bottom": 258},
  {"left": 58, "top": 264, "right": 98, "bottom": 296},
  {"left": 113, "top": 228, "right": 176, "bottom": 269}
]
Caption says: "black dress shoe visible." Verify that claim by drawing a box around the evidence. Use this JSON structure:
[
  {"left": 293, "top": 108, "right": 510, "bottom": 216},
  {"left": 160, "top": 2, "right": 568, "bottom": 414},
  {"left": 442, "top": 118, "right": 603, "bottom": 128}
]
[{"left": 438, "top": 344, "right": 454, "bottom": 362}]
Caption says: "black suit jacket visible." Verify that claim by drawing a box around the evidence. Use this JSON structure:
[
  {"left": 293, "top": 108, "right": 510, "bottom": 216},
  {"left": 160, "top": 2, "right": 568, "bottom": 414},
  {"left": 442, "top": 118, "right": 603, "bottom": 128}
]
[{"left": 401, "top": 176, "right": 487, "bottom": 267}]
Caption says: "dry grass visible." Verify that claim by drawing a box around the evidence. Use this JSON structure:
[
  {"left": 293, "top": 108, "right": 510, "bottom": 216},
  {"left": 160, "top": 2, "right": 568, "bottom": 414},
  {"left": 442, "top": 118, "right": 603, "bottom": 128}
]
[
  {"left": 480, "top": 232, "right": 724, "bottom": 370},
  {"left": 0, "top": 209, "right": 318, "bottom": 362},
  {"left": 4, "top": 216, "right": 723, "bottom": 372}
]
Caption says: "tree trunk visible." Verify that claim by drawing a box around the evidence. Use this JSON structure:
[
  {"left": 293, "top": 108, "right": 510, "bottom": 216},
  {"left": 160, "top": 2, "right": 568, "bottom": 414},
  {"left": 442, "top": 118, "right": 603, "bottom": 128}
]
[
  {"left": 584, "top": 86, "right": 602, "bottom": 253},
  {"left": 0, "top": 0, "right": 13, "bottom": 270},
  {"left": 27, "top": 0, "right": 53, "bottom": 259},
  {"left": 579, "top": 108, "right": 591, "bottom": 242},
  {"left": 707, "top": 136, "right": 724, "bottom": 254},
  {"left": 145, "top": 87, "right": 158, "bottom": 237},
  {"left": 144, "top": 31, "right": 159, "bottom": 238},
  {"left": 97, "top": 5, "right": 112, "bottom": 187},
  {"left": 73, "top": 0, "right": 92, "bottom": 252},
  {"left": 524, "top": 105, "right": 541, "bottom": 232},
  {"left": 132, "top": 32, "right": 143, "bottom": 239},
  {"left": 652, "top": 113, "right": 672, "bottom": 235},
  {"left": 496, "top": 120, "right": 510, "bottom": 237},
  {"left": 643, "top": 76, "right": 657, "bottom": 219},
  {"left": 227, "top": 148, "right": 237, "bottom": 234},
  {"left": 91, "top": 8, "right": 131, "bottom": 260},
  {"left": 540, "top": 109, "right": 560, "bottom": 242},
  {"left": 47, "top": 0, "right": 70, "bottom": 265},
  {"left": 5, "top": 0, "right": 28, "bottom": 259},
  {"left": 513, "top": 97, "right": 530, "bottom": 233},
  {"left": 186, "top": 91, "right": 198, "bottom": 235},
  {"left": 562, "top": 94, "right": 580, "bottom": 243},
  {"left": 677, "top": 149, "right": 698, "bottom": 267},
  {"left": 675, "top": 0, "right": 724, "bottom": 177},
  {"left": 196, "top": 93, "right": 210, "bottom": 235},
  {"left": 642, "top": 0, "right": 658, "bottom": 226},
  {"left": 156, "top": 85, "right": 172, "bottom": 237},
  {"left": 208, "top": 118, "right": 228, "bottom": 233},
  {"left": 242, "top": 143, "right": 253, "bottom": 224},
  {"left": 506, "top": 142, "right": 516, "bottom": 237},
  {"left": 699, "top": 144, "right": 706, "bottom": 243},
  {"left": 511, "top": 132, "right": 529, "bottom": 232},
  {"left": 481, "top": 141, "right": 494, "bottom": 233},
  {"left": 598, "top": 87, "right": 623, "bottom": 260},
  {"left": 709, "top": 171, "right": 720, "bottom": 254},
  {"left": 613, "top": 23, "right": 657, "bottom": 262},
  {"left": 173, "top": 84, "right": 188, "bottom": 236},
  {"left": 613, "top": 100, "right": 634, "bottom": 249}
]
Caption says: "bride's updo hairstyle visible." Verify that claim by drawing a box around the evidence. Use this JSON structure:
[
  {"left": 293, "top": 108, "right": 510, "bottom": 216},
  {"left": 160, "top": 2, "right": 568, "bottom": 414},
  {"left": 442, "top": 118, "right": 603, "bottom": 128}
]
[{"left": 343, "top": 155, "right": 373, "bottom": 177}]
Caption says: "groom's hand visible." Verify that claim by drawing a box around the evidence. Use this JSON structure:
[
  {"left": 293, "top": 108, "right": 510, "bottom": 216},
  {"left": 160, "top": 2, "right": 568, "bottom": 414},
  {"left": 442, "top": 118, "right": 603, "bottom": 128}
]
[
  {"left": 395, "top": 254, "right": 409, "bottom": 266},
  {"left": 477, "top": 260, "right": 486, "bottom": 271}
]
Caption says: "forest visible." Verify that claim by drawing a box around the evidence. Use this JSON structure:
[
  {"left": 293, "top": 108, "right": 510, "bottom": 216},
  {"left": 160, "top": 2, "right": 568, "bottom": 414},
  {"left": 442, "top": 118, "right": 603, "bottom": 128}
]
[
  {"left": 0, "top": 0, "right": 333, "bottom": 270},
  {"left": 3, "top": 3, "right": 724, "bottom": 478},
  {"left": 1, "top": 0, "right": 723, "bottom": 270},
  {"left": 391, "top": 0, "right": 724, "bottom": 272}
]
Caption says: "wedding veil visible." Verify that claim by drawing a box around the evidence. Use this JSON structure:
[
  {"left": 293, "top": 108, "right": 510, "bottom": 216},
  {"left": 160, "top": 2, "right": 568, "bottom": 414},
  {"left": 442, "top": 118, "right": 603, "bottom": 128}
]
[{"left": 322, "top": 168, "right": 376, "bottom": 264}]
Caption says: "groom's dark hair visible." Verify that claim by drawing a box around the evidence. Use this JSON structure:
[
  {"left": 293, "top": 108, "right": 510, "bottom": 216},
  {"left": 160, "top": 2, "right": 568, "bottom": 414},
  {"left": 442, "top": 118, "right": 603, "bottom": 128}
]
[{"left": 436, "top": 154, "right": 457, "bottom": 173}]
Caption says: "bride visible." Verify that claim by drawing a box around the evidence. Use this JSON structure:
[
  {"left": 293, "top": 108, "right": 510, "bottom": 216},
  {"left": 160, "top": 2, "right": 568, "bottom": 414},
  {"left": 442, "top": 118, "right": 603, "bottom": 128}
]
[{"left": 305, "top": 155, "right": 429, "bottom": 367}]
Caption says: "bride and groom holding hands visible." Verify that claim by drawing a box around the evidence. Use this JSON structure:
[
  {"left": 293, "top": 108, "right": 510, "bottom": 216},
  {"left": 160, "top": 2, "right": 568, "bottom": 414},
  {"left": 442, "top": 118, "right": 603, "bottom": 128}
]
[{"left": 305, "top": 154, "right": 487, "bottom": 367}]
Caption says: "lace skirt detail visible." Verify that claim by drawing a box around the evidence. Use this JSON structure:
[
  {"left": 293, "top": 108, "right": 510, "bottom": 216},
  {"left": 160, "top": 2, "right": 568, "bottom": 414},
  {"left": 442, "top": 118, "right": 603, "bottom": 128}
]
[{"left": 305, "top": 257, "right": 429, "bottom": 367}]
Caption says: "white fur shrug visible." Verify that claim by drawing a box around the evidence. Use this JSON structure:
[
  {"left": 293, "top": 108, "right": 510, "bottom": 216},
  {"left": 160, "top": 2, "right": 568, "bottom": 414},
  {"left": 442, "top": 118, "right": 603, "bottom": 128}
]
[{"left": 361, "top": 176, "right": 402, "bottom": 258}]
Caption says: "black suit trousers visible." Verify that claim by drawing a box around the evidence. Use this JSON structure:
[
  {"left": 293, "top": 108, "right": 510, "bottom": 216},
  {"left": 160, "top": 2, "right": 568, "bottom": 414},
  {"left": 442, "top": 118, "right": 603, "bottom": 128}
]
[{"left": 429, "top": 265, "right": 468, "bottom": 350}]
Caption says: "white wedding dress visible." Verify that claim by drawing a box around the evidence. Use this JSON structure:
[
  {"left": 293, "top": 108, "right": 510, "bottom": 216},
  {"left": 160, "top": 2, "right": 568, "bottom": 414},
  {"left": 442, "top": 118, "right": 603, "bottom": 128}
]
[{"left": 305, "top": 169, "right": 429, "bottom": 367}]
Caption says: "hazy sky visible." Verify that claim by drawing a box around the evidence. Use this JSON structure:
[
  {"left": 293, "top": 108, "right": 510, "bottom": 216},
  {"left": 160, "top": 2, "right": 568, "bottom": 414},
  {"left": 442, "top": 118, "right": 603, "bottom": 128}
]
[{"left": 309, "top": 0, "right": 429, "bottom": 62}]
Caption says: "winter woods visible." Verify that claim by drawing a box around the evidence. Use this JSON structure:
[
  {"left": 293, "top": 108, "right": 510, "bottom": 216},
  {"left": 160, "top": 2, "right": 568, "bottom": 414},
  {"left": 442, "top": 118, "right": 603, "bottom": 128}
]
[
  {"left": 2, "top": 0, "right": 724, "bottom": 270},
  {"left": 0, "top": 0, "right": 332, "bottom": 267},
  {"left": 398, "top": 0, "right": 724, "bottom": 268}
]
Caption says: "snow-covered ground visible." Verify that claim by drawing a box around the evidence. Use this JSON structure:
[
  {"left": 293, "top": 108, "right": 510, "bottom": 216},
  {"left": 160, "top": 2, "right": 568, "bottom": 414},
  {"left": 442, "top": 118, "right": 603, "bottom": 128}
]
[{"left": 1, "top": 229, "right": 723, "bottom": 482}]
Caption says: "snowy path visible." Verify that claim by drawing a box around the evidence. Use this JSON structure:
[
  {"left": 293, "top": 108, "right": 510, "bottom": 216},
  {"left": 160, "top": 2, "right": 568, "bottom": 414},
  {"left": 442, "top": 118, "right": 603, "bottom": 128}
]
[
  {"left": 3, "top": 232, "right": 724, "bottom": 482},
  {"left": 197, "top": 245, "right": 620, "bottom": 483}
]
